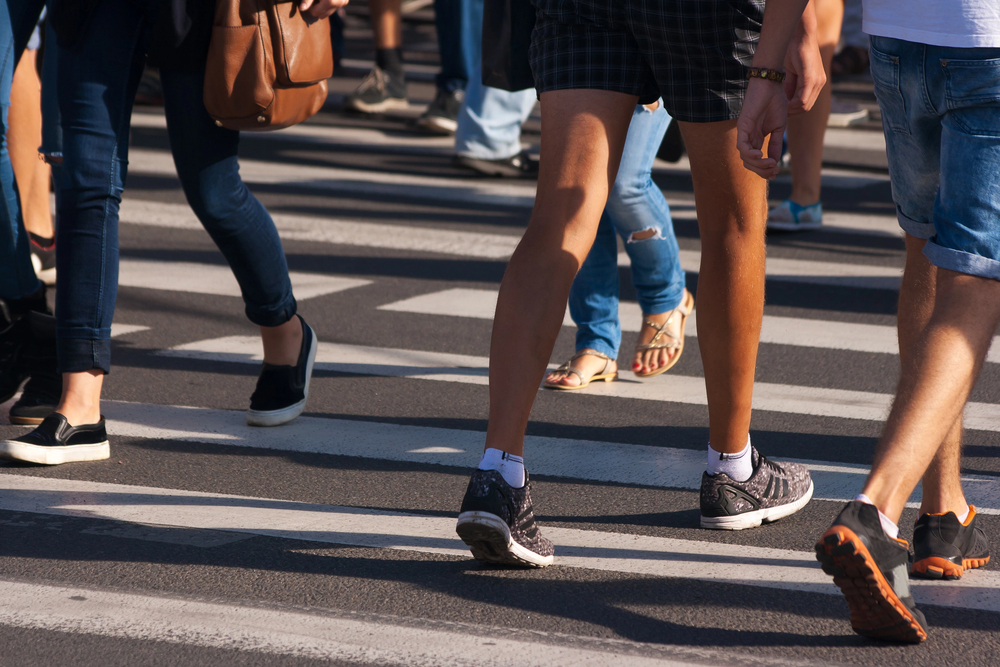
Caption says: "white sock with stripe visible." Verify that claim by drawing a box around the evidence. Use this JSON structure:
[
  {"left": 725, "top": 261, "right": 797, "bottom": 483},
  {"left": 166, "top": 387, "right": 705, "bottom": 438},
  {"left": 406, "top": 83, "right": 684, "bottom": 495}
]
[
  {"left": 706, "top": 437, "right": 753, "bottom": 482},
  {"left": 855, "top": 493, "right": 899, "bottom": 539},
  {"left": 479, "top": 448, "right": 525, "bottom": 488}
]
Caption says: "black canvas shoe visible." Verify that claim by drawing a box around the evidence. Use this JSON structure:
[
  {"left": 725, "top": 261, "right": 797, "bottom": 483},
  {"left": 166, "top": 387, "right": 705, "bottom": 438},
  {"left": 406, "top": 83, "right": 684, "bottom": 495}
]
[
  {"left": 29, "top": 233, "right": 56, "bottom": 285},
  {"left": 700, "top": 446, "right": 813, "bottom": 530},
  {"left": 343, "top": 67, "right": 408, "bottom": 113},
  {"left": 9, "top": 312, "right": 59, "bottom": 425},
  {"left": 816, "top": 501, "right": 929, "bottom": 643},
  {"left": 456, "top": 469, "right": 554, "bottom": 568},
  {"left": 453, "top": 152, "right": 538, "bottom": 179},
  {"left": 418, "top": 88, "right": 464, "bottom": 134},
  {"left": 910, "top": 507, "right": 990, "bottom": 580},
  {"left": 0, "top": 413, "right": 110, "bottom": 465},
  {"left": 247, "top": 315, "right": 317, "bottom": 427},
  {"left": 0, "top": 285, "right": 49, "bottom": 402}
]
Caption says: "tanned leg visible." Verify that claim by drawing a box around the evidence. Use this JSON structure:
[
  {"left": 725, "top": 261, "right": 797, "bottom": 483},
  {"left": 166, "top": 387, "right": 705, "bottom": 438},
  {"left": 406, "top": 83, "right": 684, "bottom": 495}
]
[
  {"left": 370, "top": 0, "right": 402, "bottom": 49},
  {"left": 8, "top": 49, "right": 53, "bottom": 239},
  {"left": 485, "top": 89, "right": 638, "bottom": 455},
  {"left": 679, "top": 120, "right": 768, "bottom": 454}
]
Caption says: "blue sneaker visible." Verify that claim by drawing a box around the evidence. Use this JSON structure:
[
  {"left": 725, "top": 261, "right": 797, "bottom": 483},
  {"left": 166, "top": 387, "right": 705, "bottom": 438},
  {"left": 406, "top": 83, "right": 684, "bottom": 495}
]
[{"left": 767, "top": 199, "right": 822, "bottom": 231}]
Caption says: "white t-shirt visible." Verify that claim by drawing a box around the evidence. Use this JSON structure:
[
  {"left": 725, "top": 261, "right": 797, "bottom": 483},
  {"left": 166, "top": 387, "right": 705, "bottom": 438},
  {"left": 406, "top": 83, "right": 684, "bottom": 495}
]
[{"left": 863, "top": 1, "right": 1000, "bottom": 48}]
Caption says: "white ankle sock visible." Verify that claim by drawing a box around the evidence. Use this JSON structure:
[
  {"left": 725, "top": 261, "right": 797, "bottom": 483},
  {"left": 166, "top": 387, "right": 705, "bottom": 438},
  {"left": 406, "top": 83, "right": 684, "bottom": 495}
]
[
  {"left": 855, "top": 493, "right": 899, "bottom": 539},
  {"left": 479, "top": 448, "right": 525, "bottom": 488},
  {"left": 956, "top": 505, "right": 971, "bottom": 524},
  {"left": 706, "top": 437, "right": 753, "bottom": 482}
]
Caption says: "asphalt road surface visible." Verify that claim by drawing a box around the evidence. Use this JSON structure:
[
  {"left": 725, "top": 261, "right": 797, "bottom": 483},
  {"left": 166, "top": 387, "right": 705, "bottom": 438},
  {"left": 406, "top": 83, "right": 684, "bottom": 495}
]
[{"left": 1, "top": 11, "right": 998, "bottom": 667}]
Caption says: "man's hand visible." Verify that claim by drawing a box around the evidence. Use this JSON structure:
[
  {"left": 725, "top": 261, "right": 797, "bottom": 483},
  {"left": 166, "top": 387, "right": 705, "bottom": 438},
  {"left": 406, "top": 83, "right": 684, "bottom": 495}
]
[
  {"left": 299, "top": 0, "right": 350, "bottom": 19},
  {"left": 783, "top": 3, "right": 826, "bottom": 115},
  {"left": 736, "top": 78, "right": 788, "bottom": 179}
]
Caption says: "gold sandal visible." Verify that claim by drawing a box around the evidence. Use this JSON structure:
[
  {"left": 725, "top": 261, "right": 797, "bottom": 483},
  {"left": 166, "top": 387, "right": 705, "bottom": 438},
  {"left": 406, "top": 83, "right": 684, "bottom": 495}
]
[
  {"left": 633, "top": 289, "right": 694, "bottom": 379},
  {"left": 543, "top": 349, "right": 618, "bottom": 390}
]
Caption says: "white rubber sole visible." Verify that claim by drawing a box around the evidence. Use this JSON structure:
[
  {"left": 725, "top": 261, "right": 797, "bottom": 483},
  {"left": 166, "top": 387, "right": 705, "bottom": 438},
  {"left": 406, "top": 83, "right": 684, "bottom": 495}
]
[
  {"left": 246, "top": 325, "right": 318, "bottom": 427},
  {"left": 0, "top": 440, "right": 110, "bottom": 465},
  {"left": 418, "top": 115, "right": 457, "bottom": 134},
  {"left": 344, "top": 98, "right": 409, "bottom": 114},
  {"left": 31, "top": 255, "right": 56, "bottom": 286},
  {"left": 700, "top": 480, "right": 814, "bottom": 531},
  {"left": 456, "top": 511, "right": 554, "bottom": 568}
]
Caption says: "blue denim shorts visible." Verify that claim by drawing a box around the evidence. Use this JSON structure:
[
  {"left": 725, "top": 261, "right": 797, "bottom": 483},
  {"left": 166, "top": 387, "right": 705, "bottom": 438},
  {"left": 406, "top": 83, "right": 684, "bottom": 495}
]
[{"left": 871, "top": 36, "right": 1000, "bottom": 280}]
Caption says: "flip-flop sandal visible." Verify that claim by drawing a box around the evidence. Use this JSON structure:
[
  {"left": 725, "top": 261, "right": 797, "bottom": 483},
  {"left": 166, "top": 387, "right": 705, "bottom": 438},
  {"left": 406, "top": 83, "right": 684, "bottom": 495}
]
[
  {"left": 543, "top": 350, "right": 618, "bottom": 390},
  {"left": 634, "top": 289, "right": 694, "bottom": 379}
]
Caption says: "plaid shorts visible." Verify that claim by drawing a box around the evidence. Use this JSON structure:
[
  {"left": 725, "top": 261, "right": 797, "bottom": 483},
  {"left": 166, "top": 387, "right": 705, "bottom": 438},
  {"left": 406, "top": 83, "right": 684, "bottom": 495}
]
[{"left": 529, "top": 0, "right": 765, "bottom": 123}]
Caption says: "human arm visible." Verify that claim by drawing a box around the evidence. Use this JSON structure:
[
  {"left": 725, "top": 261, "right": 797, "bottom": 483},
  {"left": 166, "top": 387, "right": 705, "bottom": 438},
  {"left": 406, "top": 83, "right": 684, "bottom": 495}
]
[
  {"left": 736, "top": 0, "right": 810, "bottom": 179},
  {"left": 784, "top": 0, "right": 826, "bottom": 115},
  {"left": 299, "top": 0, "right": 350, "bottom": 18}
]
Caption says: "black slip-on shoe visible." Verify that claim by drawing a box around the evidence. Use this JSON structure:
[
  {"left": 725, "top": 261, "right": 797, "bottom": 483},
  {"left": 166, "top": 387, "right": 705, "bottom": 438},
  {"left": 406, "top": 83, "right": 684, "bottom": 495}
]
[
  {"left": 453, "top": 152, "right": 538, "bottom": 179},
  {"left": 816, "top": 500, "right": 929, "bottom": 643},
  {"left": 247, "top": 315, "right": 317, "bottom": 427},
  {"left": 9, "top": 312, "right": 59, "bottom": 425},
  {"left": 910, "top": 506, "right": 990, "bottom": 580},
  {"left": 700, "top": 446, "right": 813, "bottom": 530},
  {"left": 0, "top": 413, "right": 110, "bottom": 465},
  {"left": 456, "top": 469, "right": 554, "bottom": 568}
]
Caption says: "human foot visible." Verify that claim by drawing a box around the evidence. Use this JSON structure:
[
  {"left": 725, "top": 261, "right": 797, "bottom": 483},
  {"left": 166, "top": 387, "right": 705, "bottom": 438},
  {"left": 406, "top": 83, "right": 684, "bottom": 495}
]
[
  {"left": 543, "top": 349, "right": 617, "bottom": 389},
  {"left": 632, "top": 290, "right": 694, "bottom": 377}
]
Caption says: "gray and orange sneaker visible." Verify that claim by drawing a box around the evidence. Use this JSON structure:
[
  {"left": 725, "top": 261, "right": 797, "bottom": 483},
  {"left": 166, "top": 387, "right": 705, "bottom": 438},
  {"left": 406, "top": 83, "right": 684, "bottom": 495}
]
[
  {"left": 910, "top": 507, "right": 990, "bottom": 580},
  {"left": 456, "top": 469, "right": 554, "bottom": 568},
  {"left": 816, "top": 501, "right": 929, "bottom": 643}
]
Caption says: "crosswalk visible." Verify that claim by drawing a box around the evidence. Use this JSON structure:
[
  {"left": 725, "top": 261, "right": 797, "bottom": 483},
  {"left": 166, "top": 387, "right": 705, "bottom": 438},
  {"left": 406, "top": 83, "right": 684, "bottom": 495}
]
[{"left": 3, "top": 115, "right": 998, "bottom": 665}]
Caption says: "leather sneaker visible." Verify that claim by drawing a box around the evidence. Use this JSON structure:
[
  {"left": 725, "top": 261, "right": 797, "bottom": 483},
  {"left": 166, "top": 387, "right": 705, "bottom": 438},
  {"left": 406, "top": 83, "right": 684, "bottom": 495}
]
[
  {"left": 910, "top": 506, "right": 990, "bottom": 580},
  {"left": 816, "top": 500, "right": 929, "bottom": 643},
  {"left": 0, "top": 413, "right": 110, "bottom": 465},
  {"left": 456, "top": 469, "right": 554, "bottom": 568}
]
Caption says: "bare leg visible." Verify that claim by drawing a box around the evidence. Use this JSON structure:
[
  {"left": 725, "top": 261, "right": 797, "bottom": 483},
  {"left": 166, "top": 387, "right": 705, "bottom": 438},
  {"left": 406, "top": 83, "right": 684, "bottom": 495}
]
[
  {"left": 370, "top": 0, "right": 402, "bottom": 49},
  {"left": 863, "top": 268, "right": 1000, "bottom": 523},
  {"left": 893, "top": 234, "right": 968, "bottom": 517},
  {"left": 260, "top": 316, "right": 303, "bottom": 366},
  {"left": 56, "top": 370, "right": 103, "bottom": 425},
  {"left": 486, "top": 89, "right": 638, "bottom": 455},
  {"left": 785, "top": 0, "right": 842, "bottom": 206},
  {"left": 8, "top": 49, "right": 53, "bottom": 239},
  {"left": 679, "top": 120, "right": 768, "bottom": 453}
]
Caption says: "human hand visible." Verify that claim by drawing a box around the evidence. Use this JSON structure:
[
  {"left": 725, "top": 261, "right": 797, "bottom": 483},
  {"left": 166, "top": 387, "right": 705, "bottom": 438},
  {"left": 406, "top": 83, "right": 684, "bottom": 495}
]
[
  {"left": 299, "top": 0, "right": 349, "bottom": 19},
  {"left": 736, "top": 78, "right": 788, "bottom": 179},
  {"left": 783, "top": 22, "right": 826, "bottom": 114}
]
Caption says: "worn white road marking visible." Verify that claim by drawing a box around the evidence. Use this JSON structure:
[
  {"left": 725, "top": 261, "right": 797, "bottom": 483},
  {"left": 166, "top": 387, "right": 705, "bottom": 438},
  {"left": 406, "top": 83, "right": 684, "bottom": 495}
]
[
  {"left": 379, "top": 288, "right": 1000, "bottom": 364},
  {"left": 119, "top": 199, "right": 901, "bottom": 288},
  {"left": 43, "top": 396, "right": 995, "bottom": 514},
  {"left": 0, "top": 475, "right": 995, "bottom": 612},
  {"left": 160, "top": 337, "right": 1000, "bottom": 434},
  {"left": 0, "top": 578, "right": 740, "bottom": 667},
  {"left": 118, "top": 259, "right": 370, "bottom": 300}
]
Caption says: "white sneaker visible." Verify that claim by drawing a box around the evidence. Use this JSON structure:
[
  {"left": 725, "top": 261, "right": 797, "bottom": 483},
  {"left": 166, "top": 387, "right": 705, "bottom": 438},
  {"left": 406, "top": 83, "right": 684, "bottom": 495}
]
[{"left": 767, "top": 199, "right": 822, "bottom": 231}]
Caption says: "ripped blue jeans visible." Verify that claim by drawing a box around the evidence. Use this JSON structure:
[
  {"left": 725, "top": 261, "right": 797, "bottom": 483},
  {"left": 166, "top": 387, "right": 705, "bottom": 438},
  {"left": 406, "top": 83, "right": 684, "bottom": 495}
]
[{"left": 568, "top": 100, "right": 685, "bottom": 359}]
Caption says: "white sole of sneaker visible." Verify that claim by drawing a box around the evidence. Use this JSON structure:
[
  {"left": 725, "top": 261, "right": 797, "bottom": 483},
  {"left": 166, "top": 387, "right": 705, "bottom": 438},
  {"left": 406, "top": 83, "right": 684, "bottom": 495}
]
[
  {"left": 456, "top": 511, "right": 554, "bottom": 568},
  {"left": 344, "top": 98, "right": 410, "bottom": 114},
  {"left": 701, "top": 480, "right": 814, "bottom": 530},
  {"left": 31, "top": 255, "right": 56, "bottom": 286},
  {"left": 766, "top": 220, "right": 822, "bottom": 232},
  {"left": 418, "top": 116, "right": 457, "bottom": 134},
  {"left": 0, "top": 440, "right": 110, "bottom": 465},
  {"left": 246, "top": 324, "right": 318, "bottom": 427}
]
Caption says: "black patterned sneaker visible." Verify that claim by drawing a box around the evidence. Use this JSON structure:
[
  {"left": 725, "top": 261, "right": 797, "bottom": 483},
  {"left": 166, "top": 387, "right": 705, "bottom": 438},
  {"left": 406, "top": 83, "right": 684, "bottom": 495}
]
[
  {"left": 910, "top": 506, "right": 990, "bottom": 580},
  {"left": 343, "top": 67, "right": 408, "bottom": 113},
  {"left": 700, "top": 447, "right": 813, "bottom": 530},
  {"left": 456, "top": 469, "right": 554, "bottom": 567},
  {"left": 0, "top": 413, "right": 110, "bottom": 465},
  {"left": 418, "top": 88, "right": 464, "bottom": 134},
  {"left": 247, "top": 315, "right": 317, "bottom": 427},
  {"left": 816, "top": 501, "right": 929, "bottom": 643},
  {"left": 9, "top": 312, "right": 59, "bottom": 425}
]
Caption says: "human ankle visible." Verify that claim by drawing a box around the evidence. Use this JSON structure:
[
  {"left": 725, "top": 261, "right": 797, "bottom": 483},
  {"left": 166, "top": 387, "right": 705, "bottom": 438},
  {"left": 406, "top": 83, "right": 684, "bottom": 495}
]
[
  {"left": 855, "top": 493, "right": 900, "bottom": 539},
  {"left": 261, "top": 316, "right": 303, "bottom": 366},
  {"left": 706, "top": 437, "right": 753, "bottom": 482}
]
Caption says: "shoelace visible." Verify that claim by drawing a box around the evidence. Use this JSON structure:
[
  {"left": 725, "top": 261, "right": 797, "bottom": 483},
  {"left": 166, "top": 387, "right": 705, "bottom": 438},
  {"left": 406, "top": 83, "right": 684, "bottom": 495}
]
[{"left": 757, "top": 452, "right": 785, "bottom": 476}]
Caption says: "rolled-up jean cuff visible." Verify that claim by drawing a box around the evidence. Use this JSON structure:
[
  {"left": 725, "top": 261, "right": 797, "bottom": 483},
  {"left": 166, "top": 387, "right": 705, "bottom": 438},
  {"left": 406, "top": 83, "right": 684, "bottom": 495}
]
[
  {"left": 572, "top": 338, "right": 619, "bottom": 360},
  {"left": 923, "top": 242, "right": 1000, "bottom": 282},
  {"left": 636, "top": 289, "right": 685, "bottom": 320},
  {"left": 897, "top": 206, "right": 935, "bottom": 240},
  {"left": 246, "top": 296, "right": 297, "bottom": 328},
  {"left": 57, "top": 335, "right": 112, "bottom": 374}
]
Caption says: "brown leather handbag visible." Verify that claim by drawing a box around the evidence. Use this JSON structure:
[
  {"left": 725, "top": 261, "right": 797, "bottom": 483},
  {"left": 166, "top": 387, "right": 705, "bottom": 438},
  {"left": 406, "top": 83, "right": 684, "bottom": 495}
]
[{"left": 204, "top": 1, "right": 333, "bottom": 131}]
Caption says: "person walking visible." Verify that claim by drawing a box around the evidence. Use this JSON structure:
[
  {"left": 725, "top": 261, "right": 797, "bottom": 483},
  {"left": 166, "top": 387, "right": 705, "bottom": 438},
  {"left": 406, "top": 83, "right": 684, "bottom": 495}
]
[
  {"left": 544, "top": 100, "right": 692, "bottom": 390},
  {"left": 0, "top": 0, "right": 346, "bottom": 466},
  {"left": 455, "top": 0, "right": 826, "bottom": 567},
  {"left": 812, "top": 1, "right": 997, "bottom": 643}
]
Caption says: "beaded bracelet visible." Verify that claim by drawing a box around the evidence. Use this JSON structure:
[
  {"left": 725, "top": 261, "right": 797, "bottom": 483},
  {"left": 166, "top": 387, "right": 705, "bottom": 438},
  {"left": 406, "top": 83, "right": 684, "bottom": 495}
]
[{"left": 746, "top": 67, "right": 786, "bottom": 83}]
